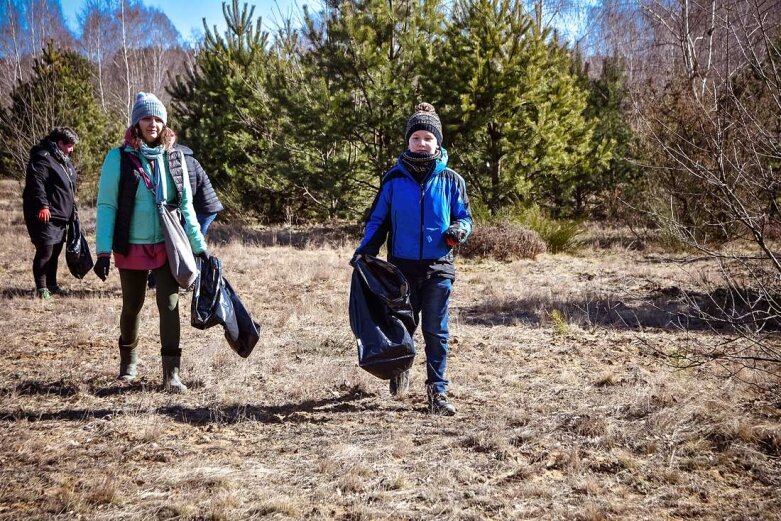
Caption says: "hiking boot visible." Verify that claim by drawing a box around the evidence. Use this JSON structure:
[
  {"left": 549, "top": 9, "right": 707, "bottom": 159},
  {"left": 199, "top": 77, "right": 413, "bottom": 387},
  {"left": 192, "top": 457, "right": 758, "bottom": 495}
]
[
  {"left": 162, "top": 355, "right": 188, "bottom": 393},
  {"left": 47, "top": 285, "right": 69, "bottom": 296},
  {"left": 118, "top": 337, "right": 139, "bottom": 381},
  {"left": 427, "top": 385, "right": 456, "bottom": 416},
  {"left": 389, "top": 370, "right": 410, "bottom": 397},
  {"left": 36, "top": 288, "right": 52, "bottom": 300}
]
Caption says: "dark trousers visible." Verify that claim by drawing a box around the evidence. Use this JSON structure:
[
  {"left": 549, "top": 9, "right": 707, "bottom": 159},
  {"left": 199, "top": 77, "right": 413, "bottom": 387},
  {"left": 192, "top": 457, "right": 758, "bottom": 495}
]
[
  {"left": 119, "top": 265, "right": 182, "bottom": 356},
  {"left": 32, "top": 241, "right": 64, "bottom": 290}
]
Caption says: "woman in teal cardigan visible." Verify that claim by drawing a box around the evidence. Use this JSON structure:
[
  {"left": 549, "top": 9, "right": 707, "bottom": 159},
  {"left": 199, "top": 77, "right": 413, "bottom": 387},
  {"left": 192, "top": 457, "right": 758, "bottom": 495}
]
[{"left": 94, "top": 92, "right": 208, "bottom": 393}]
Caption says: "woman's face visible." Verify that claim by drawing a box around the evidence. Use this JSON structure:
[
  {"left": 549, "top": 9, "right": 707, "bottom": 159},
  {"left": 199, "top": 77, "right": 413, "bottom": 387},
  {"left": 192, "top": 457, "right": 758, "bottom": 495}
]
[
  {"left": 56, "top": 141, "right": 75, "bottom": 156},
  {"left": 138, "top": 116, "right": 165, "bottom": 145},
  {"left": 408, "top": 130, "right": 438, "bottom": 155}
]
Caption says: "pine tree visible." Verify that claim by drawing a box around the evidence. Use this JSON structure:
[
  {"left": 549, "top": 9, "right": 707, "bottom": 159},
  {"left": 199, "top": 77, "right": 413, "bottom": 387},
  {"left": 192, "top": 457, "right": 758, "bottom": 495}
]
[
  {"left": 427, "top": 0, "right": 602, "bottom": 216},
  {"left": 300, "top": 0, "right": 447, "bottom": 185},
  {"left": 167, "top": 0, "right": 278, "bottom": 216},
  {"left": 0, "top": 41, "right": 115, "bottom": 200},
  {"left": 264, "top": 24, "right": 368, "bottom": 220},
  {"left": 567, "top": 54, "right": 637, "bottom": 219},
  {"left": 259, "top": 0, "right": 446, "bottom": 221}
]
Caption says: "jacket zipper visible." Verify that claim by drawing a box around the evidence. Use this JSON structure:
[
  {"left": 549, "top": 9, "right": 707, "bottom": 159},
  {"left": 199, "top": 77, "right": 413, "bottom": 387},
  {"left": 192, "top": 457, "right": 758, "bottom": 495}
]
[{"left": 419, "top": 183, "right": 425, "bottom": 260}]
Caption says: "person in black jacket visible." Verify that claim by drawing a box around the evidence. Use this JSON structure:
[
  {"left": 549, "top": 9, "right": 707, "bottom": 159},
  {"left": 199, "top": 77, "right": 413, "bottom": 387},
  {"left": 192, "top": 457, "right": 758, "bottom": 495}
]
[
  {"left": 180, "top": 145, "right": 224, "bottom": 235},
  {"left": 22, "top": 127, "right": 79, "bottom": 299}
]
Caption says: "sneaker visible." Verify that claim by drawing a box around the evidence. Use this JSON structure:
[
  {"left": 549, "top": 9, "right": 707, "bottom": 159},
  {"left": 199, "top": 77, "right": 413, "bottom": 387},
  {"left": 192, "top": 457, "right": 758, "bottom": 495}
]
[
  {"left": 36, "top": 288, "right": 52, "bottom": 300},
  {"left": 389, "top": 370, "right": 410, "bottom": 397},
  {"left": 427, "top": 385, "right": 456, "bottom": 416},
  {"left": 47, "top": 285, "right": 68, "bottom": 296}
]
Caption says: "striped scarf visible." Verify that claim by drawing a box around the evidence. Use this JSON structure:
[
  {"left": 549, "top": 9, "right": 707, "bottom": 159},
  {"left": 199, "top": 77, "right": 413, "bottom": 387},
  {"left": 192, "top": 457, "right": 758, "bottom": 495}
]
[{"left": 400, "top": 149, "right": 442, "bottom": 184}]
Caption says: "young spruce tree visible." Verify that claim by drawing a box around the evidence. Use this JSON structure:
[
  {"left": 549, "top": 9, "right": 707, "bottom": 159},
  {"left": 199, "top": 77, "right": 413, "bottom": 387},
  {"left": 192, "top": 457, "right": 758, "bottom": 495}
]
[
  {"left": 167, "top": 0, "right": 278, "bottom": 217},
  {"left": 427, "top": 0, "right": 603, "bottom": 216}
]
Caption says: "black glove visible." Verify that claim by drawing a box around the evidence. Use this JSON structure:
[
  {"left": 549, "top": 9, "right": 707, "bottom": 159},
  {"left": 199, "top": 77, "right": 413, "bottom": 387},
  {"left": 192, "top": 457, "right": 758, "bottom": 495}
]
[
  {"left": 444, "top": 225, "right": 466, "bottom": 246},
  {"left": 94, "top": 256, "right": 111, "bottom": 281},
  {"left": 349, "top": 253, "right": 363, "bottom": 267},
  {"left": 197, "top": 250, "right": 210, "bottom": 262}
]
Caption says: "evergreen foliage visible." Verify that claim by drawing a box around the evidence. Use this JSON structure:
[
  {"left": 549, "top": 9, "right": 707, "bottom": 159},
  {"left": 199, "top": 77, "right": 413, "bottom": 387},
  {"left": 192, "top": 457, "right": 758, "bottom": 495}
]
[
  {"left": 0, "top": 41, "right": 115, "bottom": 200},
  {"left": 1, "top": 0, "right": 644, "bottom": 226},
  {"left": 302, "top": 0, "right": 446, "bottom": 181},
  {"left": 290, "top": 0, "right": 446, "bottom": 220},
  {"left": 264, "top": 17, "right": 371, "bottom": 221},
  {"left": 568, "top": 54, "right": 638, "bottom": 219},
  {"left": 426, "top": 0, "right": 604, "bottom": 216},
  {"left": 167, "top": 0, "right": 278, "bottom": 217}
]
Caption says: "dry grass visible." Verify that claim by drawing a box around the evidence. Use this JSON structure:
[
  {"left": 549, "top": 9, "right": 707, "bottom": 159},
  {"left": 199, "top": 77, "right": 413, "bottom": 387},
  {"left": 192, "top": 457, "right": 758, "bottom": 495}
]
[{"left": 1, "top": 179, "right": 780, "bottom": 519}]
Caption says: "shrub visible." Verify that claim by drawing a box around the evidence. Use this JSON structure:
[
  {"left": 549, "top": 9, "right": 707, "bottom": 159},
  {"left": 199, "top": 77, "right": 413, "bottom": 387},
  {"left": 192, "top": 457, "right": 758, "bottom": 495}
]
[
  {"left": 459, "top": 220, "right": 546, "bottom": 260},
  {"left": 516, "top": 205, "right": 582, "bottom": 253}
]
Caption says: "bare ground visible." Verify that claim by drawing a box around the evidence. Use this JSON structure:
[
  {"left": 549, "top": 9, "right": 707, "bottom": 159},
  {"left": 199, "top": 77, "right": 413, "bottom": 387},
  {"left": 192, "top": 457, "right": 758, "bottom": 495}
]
[{"left": 1, "top": 179, "right": 780, "bottom": 520}]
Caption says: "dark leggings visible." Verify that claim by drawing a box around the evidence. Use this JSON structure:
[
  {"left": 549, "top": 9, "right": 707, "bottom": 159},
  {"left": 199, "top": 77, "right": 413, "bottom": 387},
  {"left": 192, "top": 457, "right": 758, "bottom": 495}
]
[
  {"left": 32, "top": 242, "right": 64, "bottom": 290},
  {"left": 119, "top": 265, "right": 182, "bottom": 356}
]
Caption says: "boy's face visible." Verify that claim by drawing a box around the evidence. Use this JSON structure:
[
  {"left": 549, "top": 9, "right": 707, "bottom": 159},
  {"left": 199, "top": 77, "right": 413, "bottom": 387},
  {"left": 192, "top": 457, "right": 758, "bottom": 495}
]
[{"left": 408, "top": 130, "right": 438, "bottom": 155}]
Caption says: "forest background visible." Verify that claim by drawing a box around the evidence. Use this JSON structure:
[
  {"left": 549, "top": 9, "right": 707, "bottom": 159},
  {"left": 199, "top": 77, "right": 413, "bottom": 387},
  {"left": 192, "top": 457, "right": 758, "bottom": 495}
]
[
  {"left": 1, "top": 0, "right": 781, "bottom": 371},
  {"left": 2, "top": 3, "right": 781, "bottom": 517}
]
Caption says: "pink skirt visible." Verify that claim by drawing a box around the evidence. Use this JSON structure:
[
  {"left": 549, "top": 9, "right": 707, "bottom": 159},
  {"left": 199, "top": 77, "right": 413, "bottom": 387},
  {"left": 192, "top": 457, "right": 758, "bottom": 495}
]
[{"left": 114, "top": 242, "right": 168, "bottom": 270}]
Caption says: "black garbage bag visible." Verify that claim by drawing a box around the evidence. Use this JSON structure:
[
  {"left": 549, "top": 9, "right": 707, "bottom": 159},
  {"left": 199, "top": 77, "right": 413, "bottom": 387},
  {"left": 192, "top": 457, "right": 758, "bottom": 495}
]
[
  {"left": 349, "top": 255, "right": 416, "bottom": 379},
  {"left": 191, "top": 256, "right": 260, "bottom": 358},
  {"left": 223, "top": 277, "right": 261, "bottom": 358},
  {"left": 191, "top": 256, "right": 227, "bottom": 329},
  {"left": 65, "top": 217, "right": 94, "bottom": 279}
]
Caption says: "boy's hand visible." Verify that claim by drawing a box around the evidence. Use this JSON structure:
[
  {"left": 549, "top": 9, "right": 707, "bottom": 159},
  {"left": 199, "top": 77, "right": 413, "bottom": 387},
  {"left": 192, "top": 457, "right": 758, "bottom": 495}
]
[{"left": 444, "top": 225, "right": 466, "bottom": 246}]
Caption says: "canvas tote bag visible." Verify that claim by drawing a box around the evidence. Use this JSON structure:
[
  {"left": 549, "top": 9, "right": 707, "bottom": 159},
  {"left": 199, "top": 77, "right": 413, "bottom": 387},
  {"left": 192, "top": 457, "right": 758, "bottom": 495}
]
[{"left": 157, "top": 150, "right": 198, "bottom": 288}]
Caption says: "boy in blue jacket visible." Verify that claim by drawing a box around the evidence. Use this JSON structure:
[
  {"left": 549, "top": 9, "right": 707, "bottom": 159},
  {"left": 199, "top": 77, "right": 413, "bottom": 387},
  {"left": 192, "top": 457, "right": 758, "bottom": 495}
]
[{"left": 353, "top": 102, "right": 472, "bottom": 415}]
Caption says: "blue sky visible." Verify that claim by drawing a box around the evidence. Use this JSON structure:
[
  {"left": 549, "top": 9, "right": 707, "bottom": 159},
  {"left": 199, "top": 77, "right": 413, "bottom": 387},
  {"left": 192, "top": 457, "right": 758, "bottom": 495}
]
[{"left": 60, "top": 0, "right": 301, "bottom": 42}]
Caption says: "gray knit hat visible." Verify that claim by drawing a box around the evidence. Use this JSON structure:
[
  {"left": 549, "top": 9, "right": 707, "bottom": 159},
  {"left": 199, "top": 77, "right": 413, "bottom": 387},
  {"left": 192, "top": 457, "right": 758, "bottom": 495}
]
[
  {"left": 405, "top": 102, "right": 443, "bottom": 145},
  {"left": 131, "top": 92, "right": 167, "bottom": 127}
]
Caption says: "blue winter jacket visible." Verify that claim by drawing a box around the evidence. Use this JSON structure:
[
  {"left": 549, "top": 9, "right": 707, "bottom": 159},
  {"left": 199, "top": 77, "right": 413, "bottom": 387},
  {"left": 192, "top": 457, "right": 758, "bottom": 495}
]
[{"left": 356, "top": 150, "right": 472, "bottom": 278}]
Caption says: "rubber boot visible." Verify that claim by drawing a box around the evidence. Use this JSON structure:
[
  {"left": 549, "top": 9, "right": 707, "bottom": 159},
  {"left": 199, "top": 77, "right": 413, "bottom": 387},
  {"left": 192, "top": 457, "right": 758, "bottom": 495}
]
[
  {"left": 118, "top": 337, "right": 139, "bottom": 381},
  {"left": 162, "top": 355, "right": 188, "bottom": 393}
]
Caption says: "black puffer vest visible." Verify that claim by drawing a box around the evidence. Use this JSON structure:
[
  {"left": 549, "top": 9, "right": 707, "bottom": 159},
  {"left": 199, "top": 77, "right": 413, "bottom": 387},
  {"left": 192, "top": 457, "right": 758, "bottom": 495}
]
[{"left": 113, "top": 146, "right": 187, "bottom": 255}]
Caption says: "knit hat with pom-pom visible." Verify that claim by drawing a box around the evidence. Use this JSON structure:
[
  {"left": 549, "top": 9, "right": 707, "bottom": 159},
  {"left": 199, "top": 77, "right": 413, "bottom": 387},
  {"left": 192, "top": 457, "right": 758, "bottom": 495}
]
[{"left": 405, "top": 102, "right": 443, "bottom": 145}]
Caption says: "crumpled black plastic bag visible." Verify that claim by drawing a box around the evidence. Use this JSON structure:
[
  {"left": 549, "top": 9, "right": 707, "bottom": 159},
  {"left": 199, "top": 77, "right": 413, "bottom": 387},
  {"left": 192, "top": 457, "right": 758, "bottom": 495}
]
[
  {"left": 191, "top": 256, "right": 260, "bottom": 358},
  {"left": 65, "top": 217, "right": 94, "bottom": 279},
  {"left": 191, "top": 255, "right": 226, "bottom": 329},
  {"left": 349, "top": 255, "right": 416, "bottom": 380}
]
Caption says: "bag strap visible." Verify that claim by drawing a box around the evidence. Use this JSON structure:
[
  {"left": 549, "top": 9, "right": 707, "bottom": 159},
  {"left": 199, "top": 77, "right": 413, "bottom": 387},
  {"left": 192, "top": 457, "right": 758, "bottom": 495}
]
[{"left": 125, "top": 150, "right": 157, "bottom": 195}]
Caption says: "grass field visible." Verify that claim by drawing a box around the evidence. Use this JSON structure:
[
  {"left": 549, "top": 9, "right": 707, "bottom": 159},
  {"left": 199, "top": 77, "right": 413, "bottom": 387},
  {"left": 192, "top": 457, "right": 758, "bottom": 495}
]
[{"left": 1, "top": 179, "right": 779, "bottom": 520}]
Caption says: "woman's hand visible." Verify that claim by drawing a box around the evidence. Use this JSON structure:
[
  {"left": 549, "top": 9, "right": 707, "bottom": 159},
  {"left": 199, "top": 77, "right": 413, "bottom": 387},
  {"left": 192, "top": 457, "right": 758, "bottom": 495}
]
[{"left": 94, "top": 256, "right": 111, "bottom": 281}]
